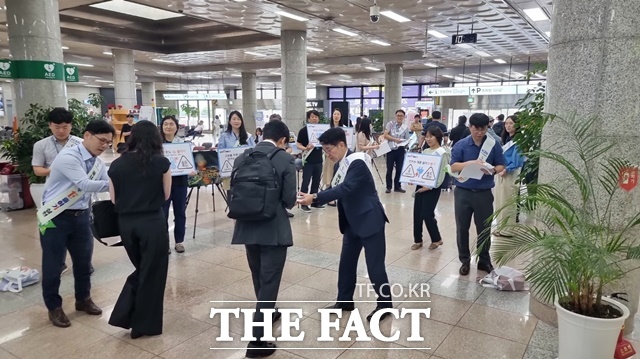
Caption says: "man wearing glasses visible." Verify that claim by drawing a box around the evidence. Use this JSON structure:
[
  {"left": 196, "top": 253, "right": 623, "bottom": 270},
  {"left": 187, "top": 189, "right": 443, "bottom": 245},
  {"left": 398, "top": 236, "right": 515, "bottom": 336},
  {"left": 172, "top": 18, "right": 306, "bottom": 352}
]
[
  {"left": 450, "top": 113, "right": 505, "bottom": 277},
  {"left": 38, "top": 120, "right": 115, "bottom": 328}
]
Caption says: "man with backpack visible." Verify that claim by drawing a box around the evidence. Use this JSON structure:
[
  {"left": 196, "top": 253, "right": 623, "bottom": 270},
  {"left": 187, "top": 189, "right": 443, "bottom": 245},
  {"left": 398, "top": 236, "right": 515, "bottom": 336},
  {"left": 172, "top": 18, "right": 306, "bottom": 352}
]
[{"left": 228, "top": 120, "right": 297, "bottom": 358}]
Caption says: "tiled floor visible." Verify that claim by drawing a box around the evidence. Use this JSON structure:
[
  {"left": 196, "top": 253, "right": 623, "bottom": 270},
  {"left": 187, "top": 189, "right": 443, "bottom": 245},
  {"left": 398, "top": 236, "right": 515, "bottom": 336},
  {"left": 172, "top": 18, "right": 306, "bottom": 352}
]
[{"left": 1, "top": 153, "right": 638, "bottom": 359}]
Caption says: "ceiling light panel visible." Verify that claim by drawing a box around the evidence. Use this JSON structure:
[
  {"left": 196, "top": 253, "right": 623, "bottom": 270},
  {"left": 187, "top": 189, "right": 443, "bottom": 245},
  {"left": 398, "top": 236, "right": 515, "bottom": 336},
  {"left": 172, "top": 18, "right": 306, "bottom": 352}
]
[
  {"left": 276, "top": 11, "right": 307, "bottom": 22},
  {"left": 427, "top": 30, "right": 447, "bottom": 39},
  {"left": 523, "top": 7, "right": 549, "bottom": 21},
  {"left": 90, "top": 0, "right": 184, "bottom": 21},
  {"left": 370, "top": 40, "right": 390, "bottom": 46},
  {"left": 244, "top": 51, "right": 267, "bottom": 57},
  {"left": 380, "top": 11, "right": 410, "bottom": 23},
  {"left": 494, "top": 58, "right": 507, "bottom": 64},
  {"left": 333, "top": 28, "right": 358, "bottom": 37}
]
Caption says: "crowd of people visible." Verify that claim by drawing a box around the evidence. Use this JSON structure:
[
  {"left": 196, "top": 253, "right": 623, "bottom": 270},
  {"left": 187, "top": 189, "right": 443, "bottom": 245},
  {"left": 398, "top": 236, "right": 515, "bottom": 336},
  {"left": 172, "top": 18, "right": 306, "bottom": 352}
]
[{"left": 32, "top": 107, "right": 524, "bottom": 357}]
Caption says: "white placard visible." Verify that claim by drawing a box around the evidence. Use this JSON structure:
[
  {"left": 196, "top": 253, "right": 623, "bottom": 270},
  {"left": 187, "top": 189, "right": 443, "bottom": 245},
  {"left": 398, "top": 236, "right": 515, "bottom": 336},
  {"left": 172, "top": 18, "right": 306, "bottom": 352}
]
[
  {"left": 306, "top": 124, "right": 330, "bottom": 147},
  {"left": 342, "top": 127, "right": 355, "bottom": 150},
  {"left": 374, "top": 141, "right": 391, "bottom": 157},
  {"left": 399, "top": 152, "right": 444, "bottom": 188},
  {"left": 423, "top": 87, "right": 470, "bottom": 97},
  {"left": 470, "top": 86, "right": 518, "bottom": 95},
  {"left": 163, "top": 143, "right": 196, "bottom": 177},
  {"left": 138, "top": 106, "right": 154, "bottom": 122},
  {"left": 218, "top": 147, "right": 247, "bottom": 178}
]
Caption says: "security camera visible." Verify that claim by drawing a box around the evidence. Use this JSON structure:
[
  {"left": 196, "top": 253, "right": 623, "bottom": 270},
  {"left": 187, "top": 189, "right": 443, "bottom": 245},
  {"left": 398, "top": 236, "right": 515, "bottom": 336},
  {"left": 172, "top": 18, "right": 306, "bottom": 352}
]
[{"left": 370, "top": 5, "right": 380, "bottom": 23}]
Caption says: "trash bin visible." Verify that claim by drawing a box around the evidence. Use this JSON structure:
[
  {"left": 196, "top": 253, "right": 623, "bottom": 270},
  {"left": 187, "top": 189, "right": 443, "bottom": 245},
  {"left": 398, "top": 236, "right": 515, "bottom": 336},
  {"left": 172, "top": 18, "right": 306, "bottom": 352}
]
[{"left": 0, "top": 173, "right": 24, "bottom": 211}]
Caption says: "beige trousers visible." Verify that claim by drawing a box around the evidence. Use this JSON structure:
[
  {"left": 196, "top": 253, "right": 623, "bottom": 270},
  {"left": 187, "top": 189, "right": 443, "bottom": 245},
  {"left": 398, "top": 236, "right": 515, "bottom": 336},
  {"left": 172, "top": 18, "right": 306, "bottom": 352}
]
[{"left": 494, "top": 168, "right": 521, "bottom": 235}]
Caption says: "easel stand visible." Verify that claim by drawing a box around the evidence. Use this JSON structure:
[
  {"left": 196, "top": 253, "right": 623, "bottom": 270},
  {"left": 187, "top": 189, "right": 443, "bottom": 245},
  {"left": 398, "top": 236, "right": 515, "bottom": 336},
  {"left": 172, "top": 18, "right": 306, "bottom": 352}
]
[
  {"left": 185, "top": 183, "right": 228, "bottom": 238},
  {"left": 371, "top": 157, "right": 385, "bottom": 184}
]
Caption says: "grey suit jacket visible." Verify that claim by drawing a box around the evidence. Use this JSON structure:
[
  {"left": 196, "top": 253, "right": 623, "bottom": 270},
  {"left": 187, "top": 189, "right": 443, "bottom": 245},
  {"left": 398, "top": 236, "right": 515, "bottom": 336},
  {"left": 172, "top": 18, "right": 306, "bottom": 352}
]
[{"left": 231, "top": 141, "right": 297, "bottom": 246}]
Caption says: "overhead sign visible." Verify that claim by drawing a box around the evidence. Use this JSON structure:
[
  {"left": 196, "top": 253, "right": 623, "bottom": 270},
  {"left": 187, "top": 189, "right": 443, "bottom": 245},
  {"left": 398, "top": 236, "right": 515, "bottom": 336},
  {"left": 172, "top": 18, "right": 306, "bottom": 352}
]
[
  {"left": 163, "top": 93, "right": 227, "bottom": 101},
  {"left": 470, "top": 86, "right": 518, "bottom": 95},
  {"left": 64, "top": 65, "right": 79, "bottom": 82},
  {"left": 0, "top": 59, "right": 79, "bottom": 82},
  {"left": 423, "top": 87, "right": 470, "bottom": 97},
  {"left": 452, "top": 33, "right": 478, "bottom": 45}
]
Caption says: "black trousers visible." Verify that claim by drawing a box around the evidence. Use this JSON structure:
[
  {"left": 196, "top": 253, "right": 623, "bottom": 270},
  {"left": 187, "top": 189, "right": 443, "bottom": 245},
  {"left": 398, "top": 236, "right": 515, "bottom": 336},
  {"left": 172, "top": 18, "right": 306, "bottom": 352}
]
[
  {"left": 109, "top": 210, "right": 169, "bottom": 336},
  {"left": 454, "top": 187, "right": 493, "bottom": 266},
  {"left": 301, "top": 162, "right": 322, "bottom": 195},
  {"left": 337, "top": 227, "right": 392, "bottom": 309},
  {"left": 245, "top": 245, "right": 287, "bottom": 342},
  {"left": 413, "top": 186, "right": 443, "bottom": 243},
  {"left": 385, "top": 147, "right": 405, "bottom": 190}
]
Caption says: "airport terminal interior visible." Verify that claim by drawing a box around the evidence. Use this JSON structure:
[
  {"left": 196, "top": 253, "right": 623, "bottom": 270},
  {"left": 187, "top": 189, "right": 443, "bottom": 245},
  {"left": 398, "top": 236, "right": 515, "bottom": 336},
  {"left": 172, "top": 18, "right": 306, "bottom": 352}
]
[{"left": 0, "top": 0, "right": 639, "bottom": 358}]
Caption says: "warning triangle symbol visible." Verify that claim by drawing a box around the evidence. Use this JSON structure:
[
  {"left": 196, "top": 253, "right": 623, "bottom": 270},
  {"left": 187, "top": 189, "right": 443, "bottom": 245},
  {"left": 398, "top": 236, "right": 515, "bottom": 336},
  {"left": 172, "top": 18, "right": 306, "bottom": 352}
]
[
  {"left": 310, "top": 132, "right": 318, "bottom": 142},
  {"left": 402, "top": 164, "right": 416, "bottom": 178},
  {"left": 221, "top": 160, "right": 233, "bottom": 172},
  {"left": 177, "top": 155, "right": 192, "bottom": 169},
  {"left": 422, "top": 166, "right": 436, "bottom": 181}
]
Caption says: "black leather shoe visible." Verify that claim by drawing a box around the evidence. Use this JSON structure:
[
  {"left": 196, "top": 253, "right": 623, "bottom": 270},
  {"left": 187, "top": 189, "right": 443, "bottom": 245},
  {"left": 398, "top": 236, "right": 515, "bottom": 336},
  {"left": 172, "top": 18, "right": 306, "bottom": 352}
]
[
  {"left": 324, "top": 303, "right": 355, "bottom": 311},
  {"left": 459, "top": 263, "right": 470, "bottom": 276},
  {"left": 385, "top": 189, "right": 391, "bottom": 193},
  {"left": 394, "top": 188, "right": 406, "bottom": 193},
  {"left": 130, "top": 330, "right": 144, "bottom": 339},
  {"left": 48, "top": 307, "right": 71, "bottom": 328},
  {"left": 246, "top": 341, "right": 277, "bottom": 358},
  {"left": 477, "top": 263, "right": 494, "bottom": 273},
  {"left": 366, "top": 307, "right": 393, "bottom": 322},
  {"left": 75, "top": 297, "right": 102, "bottom": 315}
]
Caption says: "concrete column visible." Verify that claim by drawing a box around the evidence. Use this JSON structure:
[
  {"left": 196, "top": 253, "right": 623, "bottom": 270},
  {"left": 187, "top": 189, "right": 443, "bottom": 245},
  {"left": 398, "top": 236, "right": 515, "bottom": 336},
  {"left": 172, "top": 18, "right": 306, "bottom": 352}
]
[
  {"left": 112, "top": 48, "right": 136, "bottom": 109},
  {"left": 2, "top": 84, "right": 14, "bottom": 127},
  {"left": 384, "top": 64, "right": 403, "bottom": 124},
  {"left": 315, "top": 85, "right": 328, "bottom": 117},
  {"left": 141, "top": 82, "right": 155, "bottom": 106},
  {"left": 281, "top": 30, "right": 307, "bottom": 131},
  {"left": 6, "top": 0, "right": 67, "bottom": 123},
  {"left": 241, "top": 71, "right": 257, "bottom": 134},
  {"left": 532, "top": 0, "right": 640, "bottom": 334}
]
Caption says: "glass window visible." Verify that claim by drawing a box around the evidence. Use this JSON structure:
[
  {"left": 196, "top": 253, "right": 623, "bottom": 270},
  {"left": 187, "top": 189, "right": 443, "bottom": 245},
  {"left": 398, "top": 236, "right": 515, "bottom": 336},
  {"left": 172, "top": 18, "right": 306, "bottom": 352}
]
[
  {"left": 402, "top": 85, "right": 419, "bottom": 97},
  {"left": 329, "top": 87, "right": 343, "bottom": 99},
  {"left": 363, "top": 86, "right": 381, "bottom": 98},
  {"left": 401, "top": 98, "right": 418, "bottom": 109},
  {"left": 362, "top": 98, "right": 381, "bottom": 116},
  {"left": 262, "top": 89, "right": 275, "bottom": 99},
  {"left": 275, "top": 89, "right": 282, "bottom": 99},
  {"left": 256, "top": 90, "right": 262, "bottom": 100},
  {"left": 345, "top": 87, "right": 361, "bottom": 99},
  {"left": 346, "top": 99, "right": 362, "bottom": 123},
  {"left": 306, "top": 88, "right": 317, "bottom": 99},
  {"left": 235, "top": 90, "right": 242, "bottom": 99}
]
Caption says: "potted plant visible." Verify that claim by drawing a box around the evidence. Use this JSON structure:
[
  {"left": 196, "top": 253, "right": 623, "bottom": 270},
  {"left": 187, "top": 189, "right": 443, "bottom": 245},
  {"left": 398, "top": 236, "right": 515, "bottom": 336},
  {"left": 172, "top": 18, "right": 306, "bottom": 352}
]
[{"left": 490, "top": 114, "right": 640, "bottom": 359}]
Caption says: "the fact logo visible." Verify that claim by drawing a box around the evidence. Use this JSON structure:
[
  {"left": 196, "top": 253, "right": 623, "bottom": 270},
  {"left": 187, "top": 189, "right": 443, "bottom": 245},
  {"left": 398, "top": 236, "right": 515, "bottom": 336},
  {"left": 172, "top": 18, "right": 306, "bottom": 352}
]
[{"left": 44, "top": 63, "right": 56, "bottom": 79}]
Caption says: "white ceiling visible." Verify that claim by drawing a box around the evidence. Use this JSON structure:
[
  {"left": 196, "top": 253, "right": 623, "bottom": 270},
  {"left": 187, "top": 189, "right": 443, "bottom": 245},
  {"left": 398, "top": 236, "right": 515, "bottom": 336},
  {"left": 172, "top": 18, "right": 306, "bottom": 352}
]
[{"left": 0, "top": 0, "right": 553, "bottom": 89}]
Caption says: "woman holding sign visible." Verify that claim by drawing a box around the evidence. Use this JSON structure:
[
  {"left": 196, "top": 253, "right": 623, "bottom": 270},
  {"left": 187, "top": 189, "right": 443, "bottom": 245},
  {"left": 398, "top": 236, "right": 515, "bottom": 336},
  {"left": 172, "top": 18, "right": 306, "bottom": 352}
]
[
  {"left": 217, "top": 111, "right": 256, "bottom": 194},
  {"left": 160, "top": 116, "right": 190, "bottom": 253},
  {"left": 108, "top": 120, "right": 172, "bottom": 338},
  {"left": 411, "top": 127, "right": 451, "bottom": 250},
  {"left": 321, "top": 109, "right": 346, "bottom": 205}
]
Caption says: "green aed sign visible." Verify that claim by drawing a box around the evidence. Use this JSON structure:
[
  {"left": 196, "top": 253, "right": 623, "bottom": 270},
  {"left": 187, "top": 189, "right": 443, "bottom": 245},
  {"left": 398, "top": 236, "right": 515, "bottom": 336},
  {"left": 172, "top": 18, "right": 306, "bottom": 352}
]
[{"left": 0, "top": 59, "right": 79, "bottom": 82}]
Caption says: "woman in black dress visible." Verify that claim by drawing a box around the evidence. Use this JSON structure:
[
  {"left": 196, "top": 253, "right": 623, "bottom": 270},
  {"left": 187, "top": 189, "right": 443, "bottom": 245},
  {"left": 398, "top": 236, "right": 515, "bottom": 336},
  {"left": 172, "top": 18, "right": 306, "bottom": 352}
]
[{"left": 107, "top": 120, "right": 172, "bottom": 338}]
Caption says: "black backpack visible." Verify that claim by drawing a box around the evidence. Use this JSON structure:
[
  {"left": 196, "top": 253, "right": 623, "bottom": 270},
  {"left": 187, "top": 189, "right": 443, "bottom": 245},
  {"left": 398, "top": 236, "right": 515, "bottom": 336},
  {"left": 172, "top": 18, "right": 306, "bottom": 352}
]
[{"left": 227, "top": 147, "right": 284, "bottom": 221}]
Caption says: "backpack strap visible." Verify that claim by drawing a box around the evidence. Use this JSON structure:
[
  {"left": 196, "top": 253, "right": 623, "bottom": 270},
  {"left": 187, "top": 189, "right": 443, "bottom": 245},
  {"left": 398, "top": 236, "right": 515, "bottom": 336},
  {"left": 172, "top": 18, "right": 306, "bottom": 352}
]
[{"left": 266, "top": 146, "right": 285, "bottom": 159}]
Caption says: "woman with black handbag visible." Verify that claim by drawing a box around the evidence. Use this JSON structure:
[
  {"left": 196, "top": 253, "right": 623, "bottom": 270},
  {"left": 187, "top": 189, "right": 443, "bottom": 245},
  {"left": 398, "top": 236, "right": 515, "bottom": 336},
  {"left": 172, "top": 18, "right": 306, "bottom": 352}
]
[{"left": 106, "top": 120, "right": 172, "bottom": 339}]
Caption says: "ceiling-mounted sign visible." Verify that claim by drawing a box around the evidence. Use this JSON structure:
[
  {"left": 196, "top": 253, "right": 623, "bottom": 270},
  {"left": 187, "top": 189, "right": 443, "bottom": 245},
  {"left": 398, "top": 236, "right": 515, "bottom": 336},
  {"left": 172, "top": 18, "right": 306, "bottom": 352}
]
[
  {"left": 14, "top": 60, "right": 64, "bottom": 81},
  {"left": 452, "top": 33, "right": 478, "bottom": 45},
  {"left": 424, "top": 87, "right": 470, "bottom": 97},
  {"left": 163, "top": 93, "right": 227, "bottom": 101},
  {"left": 0, "top": 60, "right": 14, "bottom": 79},
  {"left": 64, "top": 65, "right": 79, "bottom": 82},
  {"left": 470, "top": 86, "right": 518, "bottom": 95}
]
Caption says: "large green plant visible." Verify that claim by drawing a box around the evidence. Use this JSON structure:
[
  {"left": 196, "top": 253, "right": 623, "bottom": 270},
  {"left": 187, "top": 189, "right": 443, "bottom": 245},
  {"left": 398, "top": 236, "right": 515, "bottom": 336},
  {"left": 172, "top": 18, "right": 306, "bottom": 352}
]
[
  {"left": 180, "top": 103, "right": 199, "bottom": 126},
  {"left": 0, "top": 99, "right": 98, "bottom": 183},
  {"left": 491, "top": 114, "right": 640, "bottom": 317},
  {"left": 513, "top": 64, "right": 552, "bottom": 186},
  {"left": 161, "top": 107, "right": 179, "bottom": 118},
  {"left": 369, "top": 110, "right": 384, "bottom": 133}
]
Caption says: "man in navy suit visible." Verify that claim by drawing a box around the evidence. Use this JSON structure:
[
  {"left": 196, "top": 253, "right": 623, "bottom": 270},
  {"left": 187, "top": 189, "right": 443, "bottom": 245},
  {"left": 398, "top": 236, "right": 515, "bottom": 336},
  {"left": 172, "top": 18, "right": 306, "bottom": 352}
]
[{"left": 298, "top": 128, "right": 393, "bottom": 321}]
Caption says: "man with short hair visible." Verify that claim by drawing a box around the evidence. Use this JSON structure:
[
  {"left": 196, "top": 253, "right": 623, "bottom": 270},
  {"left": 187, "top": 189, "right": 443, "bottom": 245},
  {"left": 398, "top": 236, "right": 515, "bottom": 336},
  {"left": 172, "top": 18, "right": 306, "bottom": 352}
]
[
  {"left": 492, "top": 114, "right": 505, "bottom": 138},
  {"left": 296, "top": 110, "right": 324, "bottom": 212},
  {"left": 450, "top": 113, "right": 505, "bottom": 276},
  {"left": 298, "top": 128, "right": 393, "bottom": 322},
  {"left": 32, "top": 108, "right": 85, "bottom": 275},
  {"left": 383, "top": 109, "right": 411, "bottom": 193},
  {"left": 231, "top": 120, "right": 297, "bottom": 358},
  {"left": 39, "top": 120, "right": 115, "bottom": 328},
  {"left": 421, "top": 110, "right": 448, "bottom": 148},
  {"left": 449, "top": 115, "right": 471, "bottom": 147}
]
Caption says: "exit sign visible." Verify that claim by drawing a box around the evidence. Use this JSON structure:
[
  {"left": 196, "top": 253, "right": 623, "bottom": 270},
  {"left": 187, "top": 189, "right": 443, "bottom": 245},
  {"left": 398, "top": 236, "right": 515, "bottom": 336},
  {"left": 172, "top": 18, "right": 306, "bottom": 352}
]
[{"left": 452, "top": 33, "right": 478, "bottom": 45}]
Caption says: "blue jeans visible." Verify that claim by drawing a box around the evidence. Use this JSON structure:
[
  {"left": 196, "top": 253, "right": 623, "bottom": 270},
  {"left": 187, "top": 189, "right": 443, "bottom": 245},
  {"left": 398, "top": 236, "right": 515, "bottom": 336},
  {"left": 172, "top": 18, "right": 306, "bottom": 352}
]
[
  {"left": 162, "top": 185, "right": 187, "bottom": 244},
  {"left": 40, "top": 210, "right": 93, "bottom": 311}
]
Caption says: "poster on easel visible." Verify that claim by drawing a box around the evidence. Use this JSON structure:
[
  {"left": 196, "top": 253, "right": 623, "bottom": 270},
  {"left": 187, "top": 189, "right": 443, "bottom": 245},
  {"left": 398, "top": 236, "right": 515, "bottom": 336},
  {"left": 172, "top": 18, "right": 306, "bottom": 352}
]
[
  {"left": 163, "top": 143, "right": 196, "bottom": 176},
  {"left": 306, "top": 124, "right": 330, "bottom": 147},
  {"left": 399, "top": 152, "right": 443, "bottom": 188},
  {"left": 138, "top": 106, "right": 155, "bottom": 122},
  {"left": 218, "top": 147, "right": 247, "bottom": 178}
]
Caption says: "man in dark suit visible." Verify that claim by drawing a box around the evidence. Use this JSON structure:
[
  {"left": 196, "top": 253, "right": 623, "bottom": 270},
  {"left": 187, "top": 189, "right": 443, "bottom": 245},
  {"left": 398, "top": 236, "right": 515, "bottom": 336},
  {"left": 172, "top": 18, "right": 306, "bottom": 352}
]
[
  {"left": 298, "top": 128, "right": 393, "bottom": 322},
  {"left": 231, "top": 120, "right": 297, "bottom": 358}
]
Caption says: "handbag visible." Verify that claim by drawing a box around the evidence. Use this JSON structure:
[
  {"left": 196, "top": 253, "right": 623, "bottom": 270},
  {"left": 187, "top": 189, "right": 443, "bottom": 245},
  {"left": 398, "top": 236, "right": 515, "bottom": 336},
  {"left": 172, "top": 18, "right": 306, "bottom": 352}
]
[
  {"left": 479, "top": 266, "right": 528, "bottom": 291},
  {"left": 0, "top": 266, "right": 40, "bottom": 293},
  {"left": 90, "top": 200, "right": 122, "bottom": 246}
]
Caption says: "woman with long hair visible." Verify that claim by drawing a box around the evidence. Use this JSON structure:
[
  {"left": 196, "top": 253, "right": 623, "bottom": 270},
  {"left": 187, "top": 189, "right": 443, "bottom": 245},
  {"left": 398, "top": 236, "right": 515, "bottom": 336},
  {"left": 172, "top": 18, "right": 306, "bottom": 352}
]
[
  {"left": 321, "top": 109, "right": 344, "bottom": 189},
  {"left": 108, "top": 120, "right": 172, "bottom": 339},
  {"left": 356, "top": 118, "right": 379, "bottom": 156},
  {"left": 493, "top": 115, "right": 525, "bottom": 237},
  {"left": 159, "top": 115, "right": 189, "bottom": 253},
  {"left": 218, "top": 111, "right": 255, "bottom": 192},
  {"left": 411, "top": 126, "right": 450, "bottom": 250}
]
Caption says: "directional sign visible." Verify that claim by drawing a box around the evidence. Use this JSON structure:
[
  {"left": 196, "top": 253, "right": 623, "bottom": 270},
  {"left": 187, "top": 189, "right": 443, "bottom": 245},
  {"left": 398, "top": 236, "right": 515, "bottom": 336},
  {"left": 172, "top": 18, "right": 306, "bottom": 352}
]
[
  {"left": 470, "top": 86, "right": 518, "bottom": 95},
  {"left": 452, "top": 33, "right": 478, "bottom": 45},
  {"left": 424, "top": 87, "right": 470, "bottom": 97}
]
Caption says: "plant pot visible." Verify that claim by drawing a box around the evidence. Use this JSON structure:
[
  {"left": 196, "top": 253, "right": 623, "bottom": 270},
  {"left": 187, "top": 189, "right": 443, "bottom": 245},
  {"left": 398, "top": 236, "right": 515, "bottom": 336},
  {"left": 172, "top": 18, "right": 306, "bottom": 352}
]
[
  {"left": 555, "top": 296, "right": 630, "bottom": 359},
  {"left": 29, "top": 183, "right": 45, "bottom": 209}
]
